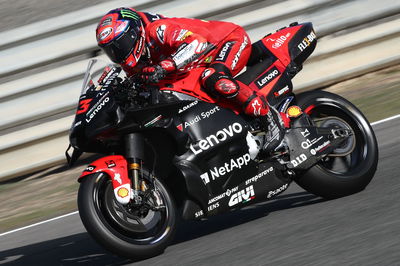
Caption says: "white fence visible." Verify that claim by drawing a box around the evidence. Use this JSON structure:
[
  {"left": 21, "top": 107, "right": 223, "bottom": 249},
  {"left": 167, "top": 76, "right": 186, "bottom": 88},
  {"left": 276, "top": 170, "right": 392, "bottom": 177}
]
[{"left": 0, "top": 0, "right": 399, "bottom": 181}]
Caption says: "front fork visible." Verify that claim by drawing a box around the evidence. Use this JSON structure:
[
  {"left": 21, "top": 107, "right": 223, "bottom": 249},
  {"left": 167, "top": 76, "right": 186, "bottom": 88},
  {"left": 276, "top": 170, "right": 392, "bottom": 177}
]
[
  {"left": 78, "top": 133, "right": 152, "bottom": 205},
  {"left": 125, "top": 133, "right": 146, "bottom": 204}
]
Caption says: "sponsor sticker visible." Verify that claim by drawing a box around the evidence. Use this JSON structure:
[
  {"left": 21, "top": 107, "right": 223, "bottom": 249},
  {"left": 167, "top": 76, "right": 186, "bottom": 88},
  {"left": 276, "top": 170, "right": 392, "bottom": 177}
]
[
  {"left": 115, "top": 20, "right": 129, "bottom": 35},
  {"left": 178, "top": 101, "right": 198, "bottom": 113},
  {"left": 245, "top": 166, "right": 273, "bottom": 185},
  {"left": 267, "top": 183, "right": 288, "bottom": 198},
  {"left": 156, "top": 25, "right": 166, "bottom": 43},
  {"left": 274, "top": 86, "right": 290, "bottom": 97},
  {"left": 251, "top": 99, "right": 262, "bottom": 116},
  {"left": 301, "top": 128, "right": 310, "bottom": 138},
  {"left": 173, "top": 40, "right": 198, "bottom": 66},
  {"left": 85, "top": 93, "right": 110, "bottom": 123},
  {"left": 208, "top": 202, "right": 219, "bottom": 212},
  {"left": 105, "top": 160, "right": 116, "bottom": 168},
  {"left": 255, "top": 67, "right": 280, "bottom": 89},
  {"left": 208, "top": 186, "right": 238, "bottom": 205},
  {"left": 291, "top": 153, "right": 307, "bottom": 167},
  {"left": 190, "top": 122, "right": 243, "bottom": 155},
  {"left": 182, "top": 106, "right": 220, "bottom": 129},
  {"left": 287, "top": 106, "right": 302, "bottom": 118},
  {"left": 301, "top": 136, "right": 323, "bottom": 149},
  {"left": 117, "top": 187, "right": 129, "bottom": 198},
  {"left": 100, "top": 17, "right": 112, "bottom": 27},
  {"left": 215, "top": 41, "right": 234, "bottom": 62},
  {"left": 310, "top": 140, "right": 331, "bottom": 155},
  {"left": 270, "top": 33, "right": 291, "bottom": 49},
  {"left": 298, "top": 31, "right": 316, "bottom": 52},
  {"left": 134, "top": 35, "right": 144, "bottom": 59},
  {"left": 195, "top": 210, "right": 204, "bottom": 218},
  {"left": 176, "top": 29, "right": 193, "bottom": 41},
  {"left": 228, "top": 185, "right": 255, "bottom": 206},
  {"left": 113, "top": 173, "right": 122, "bottom": 185},
  {"left": 98, "top": 27, "right": 113, "bottom": 41},
  {"left": 231, "top": 36, "right": 249, "bottom": 70},
  {"left": 200, "top": 153, "right": 251, "bottom": 184},
  {"left": 120, "top": 9, "right": 140, "bottom": 20}
]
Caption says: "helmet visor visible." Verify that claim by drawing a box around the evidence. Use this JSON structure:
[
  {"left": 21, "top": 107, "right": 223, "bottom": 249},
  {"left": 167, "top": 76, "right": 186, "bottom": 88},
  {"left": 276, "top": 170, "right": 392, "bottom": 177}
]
[{"left": 101, "top": 29, "right": 138, "bottom": 63}]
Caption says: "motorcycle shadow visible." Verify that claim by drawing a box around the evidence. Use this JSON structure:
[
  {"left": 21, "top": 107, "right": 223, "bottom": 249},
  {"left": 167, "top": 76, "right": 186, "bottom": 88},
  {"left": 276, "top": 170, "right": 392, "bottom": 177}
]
[
  {"left": 0, "top": 192, "right": 322, "bottom": 266},
  {"left": 0, "top": 232, "right": 129, "bottom": 266},
  {"left": 173, "top": 191, "right": 324, "bottom": 244}
]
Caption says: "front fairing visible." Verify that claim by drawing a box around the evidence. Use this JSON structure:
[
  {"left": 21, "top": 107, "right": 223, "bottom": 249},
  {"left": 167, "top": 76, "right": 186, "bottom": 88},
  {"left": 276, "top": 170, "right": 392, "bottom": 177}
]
[
  {"left": 68, "top": 59, "right": 194, "bottom": 153},
  {"left": 69, "top": 59, "right": 125, "bottom": 153}
]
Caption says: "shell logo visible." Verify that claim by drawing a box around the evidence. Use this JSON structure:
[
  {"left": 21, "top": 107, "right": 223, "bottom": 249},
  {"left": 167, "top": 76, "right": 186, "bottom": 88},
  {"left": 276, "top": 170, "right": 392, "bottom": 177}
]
[
  {"left": 287, "top": 106, "right": 302, "bottom": 118},
  {"left": 117, "top": 187, "right": 129, "bottom": 198}
]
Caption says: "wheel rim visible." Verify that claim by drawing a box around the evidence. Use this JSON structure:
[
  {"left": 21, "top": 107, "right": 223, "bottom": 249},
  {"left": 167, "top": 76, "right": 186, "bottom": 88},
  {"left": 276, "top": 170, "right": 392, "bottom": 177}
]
[
  {"left": 318, "top": 116, "right": 356, "bottom": 156},
  {"left": 92, "top": 174, "right": 172, "bottom": 244},
  {"left": 306, "top": 101, "right": 371, "bottom": 177}
]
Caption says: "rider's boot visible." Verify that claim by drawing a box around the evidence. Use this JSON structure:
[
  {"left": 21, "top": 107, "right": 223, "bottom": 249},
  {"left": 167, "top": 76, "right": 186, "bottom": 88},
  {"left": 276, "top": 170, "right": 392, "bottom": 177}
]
[
  {"left": 261, "top": 106, "right": 287, "bottom": 153},
  {"left": 243, "top": 95, "right": 288, "bottom": 154}
]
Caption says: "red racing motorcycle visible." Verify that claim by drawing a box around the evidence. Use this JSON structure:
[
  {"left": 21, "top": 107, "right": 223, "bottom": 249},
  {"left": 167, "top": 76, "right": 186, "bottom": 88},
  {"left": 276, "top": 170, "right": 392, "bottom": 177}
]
[{"left": 66, "top": 22, "right": 378, "bottom": 259}]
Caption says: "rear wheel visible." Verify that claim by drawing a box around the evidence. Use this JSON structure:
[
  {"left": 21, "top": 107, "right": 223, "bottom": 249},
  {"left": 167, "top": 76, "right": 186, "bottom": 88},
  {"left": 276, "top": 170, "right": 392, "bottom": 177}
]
[
  {"left": 294, "top": 91, "right": 378, "bottom": 199},
  {"left": 78, "top": 170, "right": 176, "bottom": 259}
]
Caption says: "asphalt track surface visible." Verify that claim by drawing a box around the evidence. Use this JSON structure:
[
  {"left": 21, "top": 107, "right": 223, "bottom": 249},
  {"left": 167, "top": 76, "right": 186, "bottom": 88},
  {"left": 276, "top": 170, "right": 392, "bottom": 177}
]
[{"left": 1, "top": 116, "right": 399, "bottom": 266}]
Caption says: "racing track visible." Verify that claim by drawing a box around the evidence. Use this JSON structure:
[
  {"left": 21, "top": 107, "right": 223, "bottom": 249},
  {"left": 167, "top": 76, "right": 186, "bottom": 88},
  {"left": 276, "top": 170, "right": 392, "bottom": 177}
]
[{"left": 1, "top": 116, "right": 399, "bottom": 266}]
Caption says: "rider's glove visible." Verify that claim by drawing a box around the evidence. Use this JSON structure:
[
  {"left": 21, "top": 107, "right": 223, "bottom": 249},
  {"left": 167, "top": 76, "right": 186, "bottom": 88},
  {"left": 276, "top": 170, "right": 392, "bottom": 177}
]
[{"left": 141, "top": 59, "right": 176, "bottom": 83}]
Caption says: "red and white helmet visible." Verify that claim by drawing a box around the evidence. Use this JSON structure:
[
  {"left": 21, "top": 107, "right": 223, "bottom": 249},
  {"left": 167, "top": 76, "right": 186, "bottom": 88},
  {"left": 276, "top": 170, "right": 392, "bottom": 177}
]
[{"left": 96, "top": 8, "right": 146, "bottom": 67}]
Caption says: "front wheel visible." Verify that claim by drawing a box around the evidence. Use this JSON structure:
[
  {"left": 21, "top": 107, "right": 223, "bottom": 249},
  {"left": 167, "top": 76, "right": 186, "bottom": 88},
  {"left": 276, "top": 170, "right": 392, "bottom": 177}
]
[
  {"left": 78, "top": 170, "right": 176, "bottom": 259},
  {"left": 294, "top": 91, "right": 378, "bottom": 199}
]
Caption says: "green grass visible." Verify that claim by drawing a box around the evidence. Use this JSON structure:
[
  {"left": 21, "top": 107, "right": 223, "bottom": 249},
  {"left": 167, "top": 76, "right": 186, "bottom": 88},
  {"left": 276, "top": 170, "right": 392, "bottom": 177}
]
[
  {"left": 351, "top": 83, "right": 400, "bottom": 122},
  {"left": 0, "top": 201, "right": 77, "bottom": 232},
  {"left": 324, "top": 64, "right": 400, "bottom": 123},
  {"left": 0, "top": 169, "right": 80, "bottom": 233}
]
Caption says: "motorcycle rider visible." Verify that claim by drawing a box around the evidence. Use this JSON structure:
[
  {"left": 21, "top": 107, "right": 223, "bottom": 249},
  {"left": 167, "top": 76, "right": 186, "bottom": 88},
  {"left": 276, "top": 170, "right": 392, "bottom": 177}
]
[{"left": 95, "top": 7, "right": 287, "bottom": 152}]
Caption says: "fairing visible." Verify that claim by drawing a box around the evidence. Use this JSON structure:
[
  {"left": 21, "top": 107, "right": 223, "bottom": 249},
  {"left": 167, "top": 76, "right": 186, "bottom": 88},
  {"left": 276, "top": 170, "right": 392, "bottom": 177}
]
[
  {"left": 237, "top": 22, "right": 316, "bottom": 106},
  {"left": 79, "top": 155, "right": 132, "bottom": 204},
  {"left": 172, "top": 100, "right": 289, "bottom": 217}
]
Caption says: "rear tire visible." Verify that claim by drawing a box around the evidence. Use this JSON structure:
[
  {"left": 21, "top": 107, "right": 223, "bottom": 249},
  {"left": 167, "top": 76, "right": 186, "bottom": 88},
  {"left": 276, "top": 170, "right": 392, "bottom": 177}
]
[
  {"left": 78, "top": 170, "right": 176, "bottom": 260},
  {"left": 294, "top": 91, "right": 378, "bottom": 199}
]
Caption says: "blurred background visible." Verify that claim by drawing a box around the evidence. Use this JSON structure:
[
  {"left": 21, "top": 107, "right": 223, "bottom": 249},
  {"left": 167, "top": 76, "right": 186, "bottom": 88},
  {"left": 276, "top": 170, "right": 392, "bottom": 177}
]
[{"left": 0, "top": 0, "right": 399, "bottom": 231}]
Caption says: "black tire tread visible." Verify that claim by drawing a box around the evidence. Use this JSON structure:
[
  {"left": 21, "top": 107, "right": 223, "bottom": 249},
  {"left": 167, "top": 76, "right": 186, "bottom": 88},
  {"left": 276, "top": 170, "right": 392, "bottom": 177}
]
[
  {"left": 294, "top": 91, "right": 378, "bottom": 199},
  {"left": 78, "top": 172, "right": 176, "bottom": 259}
]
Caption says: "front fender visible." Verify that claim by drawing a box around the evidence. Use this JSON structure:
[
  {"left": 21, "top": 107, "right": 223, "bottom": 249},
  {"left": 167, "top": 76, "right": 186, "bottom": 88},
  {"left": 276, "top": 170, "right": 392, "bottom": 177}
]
[{"left": 79, "top": 155, "right": 131, "bottom": 204}]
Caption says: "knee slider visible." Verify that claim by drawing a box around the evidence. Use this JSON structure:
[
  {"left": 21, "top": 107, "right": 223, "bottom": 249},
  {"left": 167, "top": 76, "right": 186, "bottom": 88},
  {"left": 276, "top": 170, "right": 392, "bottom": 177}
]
[{"left": 201, "top": 66, "right": 238, "bottom": 98}]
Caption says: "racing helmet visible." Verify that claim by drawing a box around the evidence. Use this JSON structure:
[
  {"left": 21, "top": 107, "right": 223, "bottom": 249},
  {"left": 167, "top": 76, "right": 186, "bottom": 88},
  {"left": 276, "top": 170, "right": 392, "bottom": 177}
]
[{"left": 96, "top": 8, "right": 146, "bottom": 67}]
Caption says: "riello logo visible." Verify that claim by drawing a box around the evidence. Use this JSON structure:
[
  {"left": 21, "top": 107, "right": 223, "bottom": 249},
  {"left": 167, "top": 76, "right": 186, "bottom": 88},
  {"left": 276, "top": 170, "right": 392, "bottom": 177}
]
[
  {"left": 190, "top": 122, "right": 243, "bottom": 155},
  {"left": 228, "top": 185, "right": 255, "bottom": 206}
]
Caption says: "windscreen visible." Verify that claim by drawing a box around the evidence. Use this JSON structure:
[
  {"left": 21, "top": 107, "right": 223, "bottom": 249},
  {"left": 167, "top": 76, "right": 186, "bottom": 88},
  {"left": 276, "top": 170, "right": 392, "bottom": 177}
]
[{"left": 80, "top": 59, "right": 125, "bottom": 95}]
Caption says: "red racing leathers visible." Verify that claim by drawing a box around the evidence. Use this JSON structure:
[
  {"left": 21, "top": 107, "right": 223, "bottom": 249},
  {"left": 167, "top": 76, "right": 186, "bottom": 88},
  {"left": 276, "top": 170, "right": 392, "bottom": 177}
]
[{"left": 121, "top": 10, "right": 271, "bottom": 116}]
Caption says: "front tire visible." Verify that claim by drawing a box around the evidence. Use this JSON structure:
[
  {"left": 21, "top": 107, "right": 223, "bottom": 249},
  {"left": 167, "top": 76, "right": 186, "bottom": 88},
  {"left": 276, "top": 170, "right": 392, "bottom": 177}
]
[
  {"left": 294, "top": 91, "right": 378, "bottom": 199},
  {"left": 78, "top": 171, "right": 176, "bottom": 260}
]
